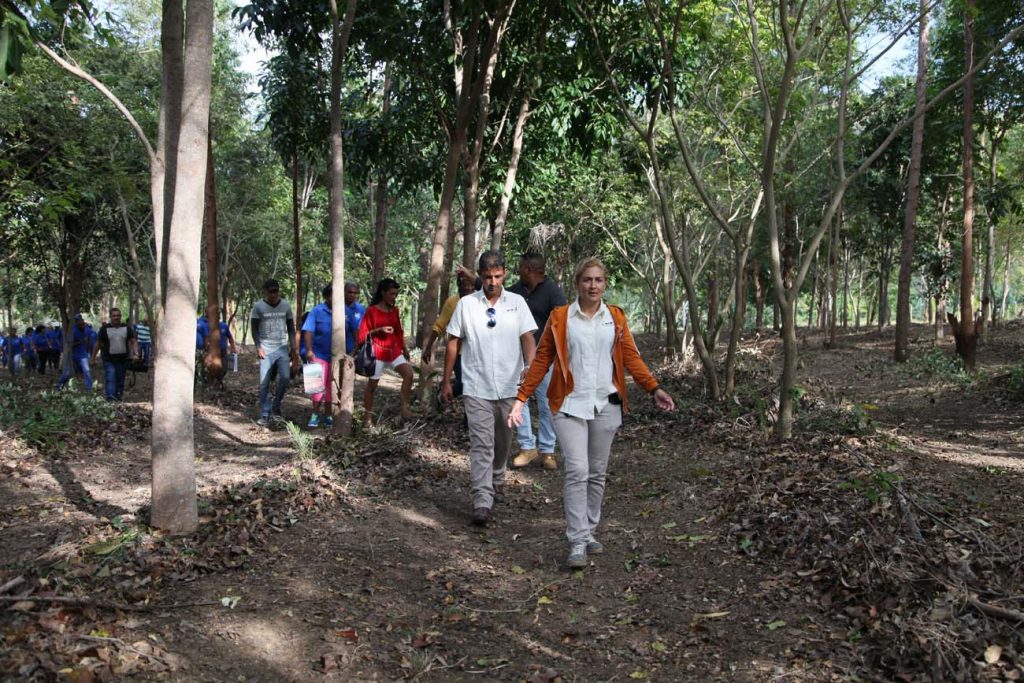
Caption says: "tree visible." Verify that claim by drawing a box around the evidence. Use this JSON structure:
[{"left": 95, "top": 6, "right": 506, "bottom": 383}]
[
  {"left": 894, "top": 0, "right": 930, "bottom": 362},
  {"left": 150, "top": 0, "right": 213, "bottom": 533}
]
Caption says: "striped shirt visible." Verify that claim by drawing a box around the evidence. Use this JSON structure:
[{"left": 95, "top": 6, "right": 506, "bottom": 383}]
[{"left": 136, "top": 323, "right": 151, "bottom": 343}]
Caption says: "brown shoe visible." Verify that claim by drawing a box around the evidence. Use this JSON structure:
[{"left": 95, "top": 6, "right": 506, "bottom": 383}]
[
  {"left": 511, "top": 448, "right": 539, "bottom": 468},
  {"left": 542, "top": 454, "right": 558, "bottom": 470},
  {"left": 471, "top": 507, "right": 491, "bottom": 526},
  {"left": 494, "top": 484, "right": 505, "bottom": 504}
]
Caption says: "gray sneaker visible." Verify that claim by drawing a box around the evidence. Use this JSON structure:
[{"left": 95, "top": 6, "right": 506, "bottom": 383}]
[
  {"left": 256, "top": 415, "right": 270, "bottom": 428},
  {"left": 567, "top": 543, "right": 588, "bottom": 568},
  {"left": 586, "top": 539, "right": 605, "bottom": 554}
]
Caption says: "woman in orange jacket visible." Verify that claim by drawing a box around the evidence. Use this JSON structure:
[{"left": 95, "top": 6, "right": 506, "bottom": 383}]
[{"left": 509, "top": 257, "right": 675, "bottom": 568}]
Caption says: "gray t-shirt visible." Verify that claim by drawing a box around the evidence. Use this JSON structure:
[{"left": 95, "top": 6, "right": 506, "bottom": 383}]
[{"left": 250, "top": 299, "right": 293, "bottom": 353}]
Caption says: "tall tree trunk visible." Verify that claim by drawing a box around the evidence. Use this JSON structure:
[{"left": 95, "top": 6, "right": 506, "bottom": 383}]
[
  {"left": 949, "top": 0, "right": 979, "bottom": 371},
  {"left": 461, "top": 2, "right": 511, "bottom": 270},
  {"left": 291, "top": 151, "right": 303, "bottom": 322},
  {"left": 328, "top": 0, "right": 359, "bottom": 435},
  {"left": 151, "top": 0, "right": 213, "bottom": 535},
  {"left": 753, "top": 258, "right": 765, "bottom": 331},
  {"left": 895, "top": 0, "right": 929, "bottom": 360},
  {"left": 371, "top": 66, "right": 393, "bottom": 285},
  {"left": 842, "top": 241, "right": 850, "bottom": 328},
  {"left": 826, "top": 204, "right": 841, "bottom": 346},
  {"left": 1000, "top": 235, "right": 1011, "bottom": 323},
  {"left": 980, "top": 133, "right": 1000, "bottom": 336},
  {"left": 203, "top": 132, "right": 223, "bottom": 381},
  {"left": 419, "top": 14, "right": 481, "bottom": 345}
]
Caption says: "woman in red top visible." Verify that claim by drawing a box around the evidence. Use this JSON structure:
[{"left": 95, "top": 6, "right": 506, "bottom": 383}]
[{"left": 358, "top": 278, "right": 414, "bottom": 423}]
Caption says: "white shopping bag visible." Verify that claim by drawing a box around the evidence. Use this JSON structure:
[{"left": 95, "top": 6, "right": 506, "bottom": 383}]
[{"left": 302, "top": 362, "right": 325, "bottom": 395}]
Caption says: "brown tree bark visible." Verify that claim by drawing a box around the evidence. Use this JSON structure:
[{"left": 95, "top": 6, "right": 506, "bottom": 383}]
[
  {"left": 948, "top": 0, "right": 979, "bottom": 371},
  {"left": 328, "top": 0, "right": 359, "bottom": 436},
  {"left": 371, "top": 66, "right": 393, "bottom": 285},
  {"left": 151, "top": 0, "right": 213, "bottom": 535},
  {"left": 895, "top": 0, "right": 930, "bottom": 361},
  {"left": 203, "top": 132, "right": 223, "bottom": 380},
  {"left": 291, "top": 151, "right": 303, "bottom": 322}
]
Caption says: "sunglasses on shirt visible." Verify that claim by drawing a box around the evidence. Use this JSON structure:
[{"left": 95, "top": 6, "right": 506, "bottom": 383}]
[{"left": 486, "top": 307, "right": 496, "bottom": 328}]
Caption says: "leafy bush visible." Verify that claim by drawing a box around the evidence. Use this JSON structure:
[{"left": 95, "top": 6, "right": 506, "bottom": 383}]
[
  {"left": 1006, "top": 364, "right": 1024, "bottom": 399},
  {"left": 898, "top": 347, "right": 971, "bottom": 385},
  {"left": 0, "top": 383, "right": 115, "bottom": 448}
]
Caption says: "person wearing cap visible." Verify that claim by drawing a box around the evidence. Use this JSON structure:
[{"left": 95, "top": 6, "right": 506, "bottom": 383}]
[
  {"left": 56, "top": 314, "right": 94, "bottom": 391},
  {"left": 250, "top": 278, "right": 297, "bottom": 426},
  {"left": 442, "top": 250, "right": 537, "bottom": 526}
]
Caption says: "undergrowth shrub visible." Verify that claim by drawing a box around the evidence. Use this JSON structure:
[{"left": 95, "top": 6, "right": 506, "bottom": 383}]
[
  {"left": 0, "top": 383, "right": 115, "bottom": 448},
  {"left": 898, "top": 347, "right": 971, "bottom": 385}
]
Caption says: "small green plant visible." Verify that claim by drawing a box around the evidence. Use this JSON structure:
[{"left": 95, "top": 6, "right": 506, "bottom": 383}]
[
  {"left": 838, "top": 471, "right": 902, "bottom": 502},
  {"left": 1006, "top": 364, "right": 1024, "bottom": 399},
  {"left": 899, "top": 347, "right": 972, "bottom": 385},
  {"left": 284, "top": 420, "right": 316, "bottom": 462}
]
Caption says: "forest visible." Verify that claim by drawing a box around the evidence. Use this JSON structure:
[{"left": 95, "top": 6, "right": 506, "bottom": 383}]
[{"left": 1, "top": 0, "right": 1023, "bottom": 680}]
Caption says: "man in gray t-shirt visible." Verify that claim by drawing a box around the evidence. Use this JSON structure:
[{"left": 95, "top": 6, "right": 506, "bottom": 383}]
[{"left": 250, "top": 279, "right": 296, "bottom": 426}]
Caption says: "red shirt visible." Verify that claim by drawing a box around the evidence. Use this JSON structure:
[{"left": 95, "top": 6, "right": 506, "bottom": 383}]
[{"left": 357, "top": 305, "right": 405, "bottom": 362}]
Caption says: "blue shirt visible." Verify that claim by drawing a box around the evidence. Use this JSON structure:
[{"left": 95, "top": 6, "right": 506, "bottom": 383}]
[
  {"left": 345, "top": 302, "right": 365, "bottom": 355},
  {"left": 47, "top": 328, "right": 62, "bottom": 350},
  {"left": 22, "top": 336, "right": 34, "bottom": 356},
  {"left": 3, "top": 336, "right": 24, "bottom": 358},
  {"left": 32, "top": 332, "right": 47, "bottom": 351},
  {"left": 70, "top": 326, "right": 93, "bottom": 360},
  {"left": 301, "top": 302, "right": 333, "bottom": 361},
  {"left": 218, "top": 321, "right": 233, "bottom": 353},
  {"left": 196, "top": 317, "right": 210, "bottom": 350}
]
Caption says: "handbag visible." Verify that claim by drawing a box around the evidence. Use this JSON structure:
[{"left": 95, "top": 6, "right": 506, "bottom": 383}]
[
  {"left": 302, "top": 362, "right": 325, "bottom": 395},
  {"left": 354, "top": 306, "right": 376, "bottom": 377},
  {"left": 355, "top": 341, "right": 375, "bottom": 377}
]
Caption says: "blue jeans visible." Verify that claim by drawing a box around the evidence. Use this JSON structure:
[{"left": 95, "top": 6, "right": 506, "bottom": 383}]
[
  {"left": 103, "top": 357, "right": 128, "bottom": 400},
  {"left": 57, "top": 356, "right": 93, "bottom": 391},
  {"left": 517, "top": 365, "right": 556, "bottom": 453},
  {"left": 259, "top": 345, "right": 291, "bottom": 416},
  {"left": 138, "top": 342, "right": 152, "bottom": 366}
]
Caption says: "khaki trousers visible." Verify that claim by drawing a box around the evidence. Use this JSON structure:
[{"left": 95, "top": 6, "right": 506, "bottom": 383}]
[{"left": 464, "top": 396, "right": 515, "bottom": 509}]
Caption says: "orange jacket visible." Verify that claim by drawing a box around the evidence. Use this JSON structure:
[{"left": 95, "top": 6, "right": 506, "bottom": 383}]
[{"left": 517, "top": 303, "right": 660, "bottom": 415}]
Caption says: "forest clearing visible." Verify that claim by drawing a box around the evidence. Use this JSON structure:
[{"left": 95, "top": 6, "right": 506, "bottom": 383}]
[
  {"left": 2, "top": 324, "right": 1023, "bottom": 681},
  {"left": 2, "top": 0, "right": 1024, "bottom": 680}
]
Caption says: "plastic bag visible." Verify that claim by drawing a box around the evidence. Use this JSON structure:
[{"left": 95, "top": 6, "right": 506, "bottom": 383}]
[{"left": 302, "top": 362, "right": 325, "bottom": 395}]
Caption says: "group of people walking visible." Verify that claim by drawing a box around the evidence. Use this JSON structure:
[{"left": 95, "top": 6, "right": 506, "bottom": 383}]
[
  {"left": 3, "top": 310, "right": 147, "bottom": 402},
  {"left": 5, "top": 250, "right": 672, "bottom": 568}
]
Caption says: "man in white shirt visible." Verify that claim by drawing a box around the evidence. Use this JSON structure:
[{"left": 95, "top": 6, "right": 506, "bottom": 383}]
[{"left": 442, "top": 250, "right": 537, "bottom": 525}]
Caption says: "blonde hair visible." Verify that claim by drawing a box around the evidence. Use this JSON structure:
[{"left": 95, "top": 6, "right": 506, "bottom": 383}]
[{"left": 573, "top": 257, "right": 607, "bottom": 285}]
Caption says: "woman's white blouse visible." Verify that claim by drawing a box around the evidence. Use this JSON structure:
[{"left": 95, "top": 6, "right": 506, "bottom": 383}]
[{"left": 560, "top": 299, "right": 618, "bottom": 420}]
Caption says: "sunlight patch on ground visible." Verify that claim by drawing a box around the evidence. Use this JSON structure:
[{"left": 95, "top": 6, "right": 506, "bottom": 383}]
[{"left": 393, "top": 505, "right": 442, "bottom": 530}]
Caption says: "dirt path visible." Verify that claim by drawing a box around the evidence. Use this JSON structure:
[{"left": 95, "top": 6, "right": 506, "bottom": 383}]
[{"left": 3, "top": 328, "right": 1023, "bottom": 681}]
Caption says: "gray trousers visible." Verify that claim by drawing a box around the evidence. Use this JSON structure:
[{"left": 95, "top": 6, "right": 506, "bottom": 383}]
[
  {"left": 553, "top": 403, "right": 623, "bottom": 544},
  {"left": 464, "top": 396, "right": 515, "bottom": 509}
]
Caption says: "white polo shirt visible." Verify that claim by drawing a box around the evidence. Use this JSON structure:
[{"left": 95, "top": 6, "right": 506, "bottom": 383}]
[{"left": 447, "top": 289, "right": 537, "bottom": 400}]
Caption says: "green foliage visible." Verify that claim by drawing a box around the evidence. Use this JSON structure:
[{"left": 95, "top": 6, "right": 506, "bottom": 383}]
[
  {"left": 1005, "top": 363, "right": 1024, "bottom": 399},
  {"left": 0, "top": 382, "right": 115, "bottom": 448},
  {"left": 838, "top": 470, "right": 901, "bottom": 503},
  {"left": 898, "top": 347, "right": 972, "bottom": 385}
]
